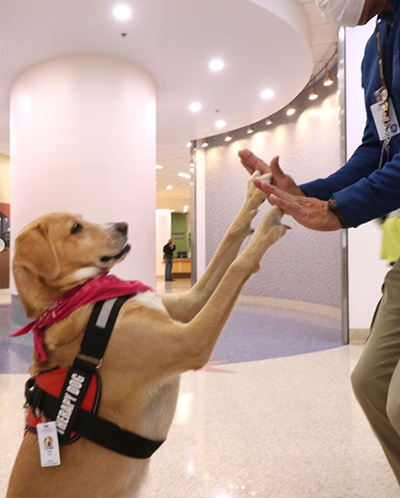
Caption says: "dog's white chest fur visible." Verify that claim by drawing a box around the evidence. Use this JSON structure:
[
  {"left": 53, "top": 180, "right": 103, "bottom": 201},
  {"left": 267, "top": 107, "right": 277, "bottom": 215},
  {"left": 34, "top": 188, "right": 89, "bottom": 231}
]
[{"left": 132, "top": 291, "right": 167, "bottom": 313}]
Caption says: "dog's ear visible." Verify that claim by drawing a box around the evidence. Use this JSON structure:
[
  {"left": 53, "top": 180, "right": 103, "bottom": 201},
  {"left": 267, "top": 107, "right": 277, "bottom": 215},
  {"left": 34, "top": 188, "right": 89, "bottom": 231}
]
[
  {"left": 14, "top": 223, "right": 60, "bottom": 280},
  {"left": 13, "top": 223, "right": 61, "bottom": 318}
]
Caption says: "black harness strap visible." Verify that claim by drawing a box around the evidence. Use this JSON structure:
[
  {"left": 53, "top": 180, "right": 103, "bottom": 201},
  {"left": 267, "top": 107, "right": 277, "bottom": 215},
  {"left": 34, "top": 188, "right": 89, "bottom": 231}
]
[
  {"left": 25, "top": 386, "right": 164, "bottom": 458},
  {"left": 56, "top": 296, "right": 131, "bottom": 443},
  {"left": 56, "top": 363, "right": 96, "bottom": 443},
  {"left": 25, "top": 295, "right": 165, "bottom": 459},
  {"left": 76, "top": 409, "right": 163, "bottom": 458},
  {"left": 79, "top": 297, "right": 129, "bottom": 360}
]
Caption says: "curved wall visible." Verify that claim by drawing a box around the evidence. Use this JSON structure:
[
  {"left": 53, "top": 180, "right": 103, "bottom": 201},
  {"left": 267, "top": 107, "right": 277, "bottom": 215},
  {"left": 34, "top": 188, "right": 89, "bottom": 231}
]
[{"left": 200, "top": 78, "right": 341, "bottom": 310}]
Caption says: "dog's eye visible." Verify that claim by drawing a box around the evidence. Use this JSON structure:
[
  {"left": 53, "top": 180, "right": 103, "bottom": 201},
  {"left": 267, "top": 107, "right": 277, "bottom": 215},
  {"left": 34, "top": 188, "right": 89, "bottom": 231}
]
[{"left": 71, "top": 223, "right": 83, "bottom": 235}]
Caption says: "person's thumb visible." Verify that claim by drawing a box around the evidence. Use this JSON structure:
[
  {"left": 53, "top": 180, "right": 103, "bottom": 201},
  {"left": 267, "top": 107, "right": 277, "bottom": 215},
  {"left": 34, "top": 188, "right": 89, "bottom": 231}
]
[{"left": 270, "top": 156, "right": 284, "bottom": 179}]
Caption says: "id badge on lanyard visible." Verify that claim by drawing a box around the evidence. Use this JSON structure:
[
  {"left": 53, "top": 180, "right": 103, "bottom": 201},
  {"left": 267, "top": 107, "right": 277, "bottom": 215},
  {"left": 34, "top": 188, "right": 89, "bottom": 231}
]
[
  {"left": 371, "top": 96, "right": 400, "bottom": 141},
  {"left": 372, "top": 17, "right": 399, "bottom": 168}
]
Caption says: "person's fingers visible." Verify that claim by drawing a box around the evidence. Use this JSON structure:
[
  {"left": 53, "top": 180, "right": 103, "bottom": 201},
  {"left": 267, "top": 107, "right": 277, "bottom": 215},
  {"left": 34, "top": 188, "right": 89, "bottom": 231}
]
[
  {"left": 268, "top": 193, "right": 293, "bottom": 213},
  {"left": 254, "top": 178, "right": 276, "bottom": 196},
  {"left": 242, "top": 162, "right": 256, "bottom": 175},
  {"left": 238, "top": 150, "right": 257, "bottom": 173},
  {"left": 238, "top": 149, "right": 254, "bottom": 163},
  {"left": 253, "top": 176, "right": 269, "bottom": 192},
  {"left": 239, "top": 149, "right": 270, "bottom": 175},
  {"left": 270, "top": 156, "right": 285, "bottom": 180},
  {"left": 238, "top": 150, "right": 252, "bottom": 172},
  {"left": 255, "top": 180, "right": 298, "bottom": 211}
]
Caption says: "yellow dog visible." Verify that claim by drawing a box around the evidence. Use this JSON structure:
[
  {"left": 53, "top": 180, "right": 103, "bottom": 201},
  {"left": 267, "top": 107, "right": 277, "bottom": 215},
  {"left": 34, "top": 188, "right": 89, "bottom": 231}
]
[{"left": 7, "top": 173, "right": 285, "bottom": 497}]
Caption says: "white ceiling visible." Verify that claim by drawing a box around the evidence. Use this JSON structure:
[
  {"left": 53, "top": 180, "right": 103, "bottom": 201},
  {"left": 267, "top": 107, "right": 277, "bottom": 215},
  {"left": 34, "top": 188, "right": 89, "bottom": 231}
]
[{"left": 0, "top": 0, "right": 338, "bottom": 212}]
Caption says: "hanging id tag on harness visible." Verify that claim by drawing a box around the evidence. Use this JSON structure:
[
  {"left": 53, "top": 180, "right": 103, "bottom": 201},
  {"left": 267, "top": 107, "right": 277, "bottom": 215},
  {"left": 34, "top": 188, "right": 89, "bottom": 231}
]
[
  {"left": 371, "top": 97, "right": 400, "bottom": 141},
  {"left": 37, "top": 421, "right": 61, "bottom": 467}
]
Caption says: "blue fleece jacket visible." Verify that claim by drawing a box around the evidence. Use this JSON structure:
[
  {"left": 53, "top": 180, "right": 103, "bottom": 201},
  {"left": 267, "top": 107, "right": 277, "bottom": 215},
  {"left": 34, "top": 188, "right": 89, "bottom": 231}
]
[{"left": 300, "top": 0, "right": 400, "bottom": 228}]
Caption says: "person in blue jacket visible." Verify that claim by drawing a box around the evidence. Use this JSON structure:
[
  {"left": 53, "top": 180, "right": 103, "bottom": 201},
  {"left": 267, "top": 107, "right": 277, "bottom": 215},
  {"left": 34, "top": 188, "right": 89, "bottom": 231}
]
[{"left": 239, "top": 0, "right": 400, "bottom": 484}]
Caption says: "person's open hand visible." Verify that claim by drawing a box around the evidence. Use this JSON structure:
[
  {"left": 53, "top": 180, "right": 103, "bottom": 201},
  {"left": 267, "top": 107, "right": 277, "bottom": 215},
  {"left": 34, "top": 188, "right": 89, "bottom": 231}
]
[
  {"left": 239, "top": 149, "right": 341, "bottom": 231},
  {"left": 238, "top": 149, "right": 303, "bottom": 197},
  {"left": 253, "top": 178, "right": 341, "bottom": 231}
]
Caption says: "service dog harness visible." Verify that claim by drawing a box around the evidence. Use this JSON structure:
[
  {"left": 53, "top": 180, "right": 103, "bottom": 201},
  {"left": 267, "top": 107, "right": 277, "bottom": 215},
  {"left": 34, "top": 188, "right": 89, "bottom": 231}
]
[{"left": 13, "top": 274, "right": 165, "bottom": 459}]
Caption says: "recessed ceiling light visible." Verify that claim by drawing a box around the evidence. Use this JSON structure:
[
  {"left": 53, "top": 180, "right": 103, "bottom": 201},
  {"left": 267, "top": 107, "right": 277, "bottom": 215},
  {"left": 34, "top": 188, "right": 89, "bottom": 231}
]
[
  {"left": 189, "top": 102, "right": 202, "bottom": 112},
  {"left": 215, "top": 120, "right": 226, "bottom": 128},
  {"left": 224, "top": 134, "right": 232, "bottom": 142},
  {"left": 261, "top": 88, "right": 274, "bottom": 100},
  {"left": 113, "top": 5, "right": 132, "bottom": 20},
  {"left": 155, "top": 164, "right": 163, "bottom": 169},
  {"left": 202, "top": 139, "right": 209, "bottom": 147},
  {"left": 209, "top": 59, "right": 224, "bottom": 71},
  {"left": 166, "top": 185, "right": 173, "bottom": 190},
  {"left": 186, "top": 141, "right": 192, "bottom": 148},
  {"left": 178, "top": 172, "right": 191, "bottom": 179}
]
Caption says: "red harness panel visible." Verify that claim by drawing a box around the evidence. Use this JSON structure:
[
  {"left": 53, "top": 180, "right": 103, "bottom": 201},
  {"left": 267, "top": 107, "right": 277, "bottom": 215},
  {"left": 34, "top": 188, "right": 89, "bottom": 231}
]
[{"left": 26, "top": 367, "right": 100, "bottom": 443}]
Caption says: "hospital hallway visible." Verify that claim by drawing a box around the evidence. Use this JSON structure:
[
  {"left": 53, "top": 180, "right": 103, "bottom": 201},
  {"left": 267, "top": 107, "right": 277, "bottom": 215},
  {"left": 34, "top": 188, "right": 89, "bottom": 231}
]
[{"left": 1, "top": 281, "right": 399, "bottom": 498}]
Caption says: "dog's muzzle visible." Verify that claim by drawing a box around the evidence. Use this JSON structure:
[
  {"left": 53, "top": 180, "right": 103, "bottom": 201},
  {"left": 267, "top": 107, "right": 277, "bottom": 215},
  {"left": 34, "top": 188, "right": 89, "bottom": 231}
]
[{"left": 100, "top": 244, "right": 131, "bottom": 263}]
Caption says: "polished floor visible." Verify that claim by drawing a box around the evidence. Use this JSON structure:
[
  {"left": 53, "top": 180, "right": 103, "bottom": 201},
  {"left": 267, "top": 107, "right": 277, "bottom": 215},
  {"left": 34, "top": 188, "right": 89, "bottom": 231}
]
[{"left": 1, "top": 280, "right": 399, "bottom": 497}]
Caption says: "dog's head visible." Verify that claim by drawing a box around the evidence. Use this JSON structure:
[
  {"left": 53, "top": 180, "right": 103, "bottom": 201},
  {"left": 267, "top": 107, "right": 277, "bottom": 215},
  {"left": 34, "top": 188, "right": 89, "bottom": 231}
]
[{"left": 13, "top": 212, "right": 131, "bottom": 318}]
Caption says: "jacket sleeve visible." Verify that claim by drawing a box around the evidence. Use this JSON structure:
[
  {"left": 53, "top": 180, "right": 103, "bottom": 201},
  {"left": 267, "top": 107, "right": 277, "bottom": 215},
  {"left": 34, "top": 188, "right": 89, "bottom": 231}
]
[
  {"left": 334, "top": 148, "right": 400, "bottom": 227},
  {"left": 300, "top": 119, "right": 400, "bottom": 227}
]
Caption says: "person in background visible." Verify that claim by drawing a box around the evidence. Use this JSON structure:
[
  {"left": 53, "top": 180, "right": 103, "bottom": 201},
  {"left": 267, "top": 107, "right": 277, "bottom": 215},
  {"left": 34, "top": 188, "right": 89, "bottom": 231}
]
[
  {"left": 239, "top": 0, "right": 400, "bottom": 485},
  {"left": 163, "top": 239, "right": 176, "bottom": 281}
]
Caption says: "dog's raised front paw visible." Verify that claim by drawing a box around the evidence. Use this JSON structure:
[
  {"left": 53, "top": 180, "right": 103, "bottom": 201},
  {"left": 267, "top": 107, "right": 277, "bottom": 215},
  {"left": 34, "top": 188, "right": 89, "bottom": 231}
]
[
  {"left": 246, "top": 172, "right": 272, "bottom": 207},
  {"left": 259, "top": 206, "right": 286, "bottom": 242},
  {"left": 266, "top": 205, "right": 284, "bottom": 225}
]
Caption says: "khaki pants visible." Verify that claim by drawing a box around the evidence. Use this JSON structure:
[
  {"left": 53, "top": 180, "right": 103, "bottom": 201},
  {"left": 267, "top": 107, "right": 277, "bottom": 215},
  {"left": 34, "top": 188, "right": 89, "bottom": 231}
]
[{"left": 352, "top": 257, "right": 400, "bottom": 485}]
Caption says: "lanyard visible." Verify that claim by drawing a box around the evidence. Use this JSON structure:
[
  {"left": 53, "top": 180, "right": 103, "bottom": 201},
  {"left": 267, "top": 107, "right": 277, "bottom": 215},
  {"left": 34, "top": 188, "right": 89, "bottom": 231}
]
[
  {"left": 375, "top": 17, "right": 389, "bottom": 97},
  {"left": 375, "top": 16, "right": 391, "bottom": 168}
]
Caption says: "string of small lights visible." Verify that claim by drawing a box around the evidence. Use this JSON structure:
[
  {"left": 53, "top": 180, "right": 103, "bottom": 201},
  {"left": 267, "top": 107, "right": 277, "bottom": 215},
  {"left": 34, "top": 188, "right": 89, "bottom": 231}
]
[
  {"left": 192, "top": 44, "right": 338, "bottom": 148},
  {"left": 307, "top": 44, "right": 338, "bottom": 102}
]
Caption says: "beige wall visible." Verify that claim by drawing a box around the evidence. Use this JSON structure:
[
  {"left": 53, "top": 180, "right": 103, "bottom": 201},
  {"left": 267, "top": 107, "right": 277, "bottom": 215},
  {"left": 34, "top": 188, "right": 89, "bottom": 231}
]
[
  {"left": 0, "top": 154, "right": 10, "bottom": 203},
  {"left": 201, "top": 77, "right": 342, "bottom": 309}
]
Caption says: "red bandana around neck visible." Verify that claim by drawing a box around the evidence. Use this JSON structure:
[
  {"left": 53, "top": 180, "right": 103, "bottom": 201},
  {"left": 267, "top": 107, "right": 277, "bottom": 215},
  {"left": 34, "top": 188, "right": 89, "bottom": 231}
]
[{"left": 10, "top": 272, "right": 153, "bottom": 362}]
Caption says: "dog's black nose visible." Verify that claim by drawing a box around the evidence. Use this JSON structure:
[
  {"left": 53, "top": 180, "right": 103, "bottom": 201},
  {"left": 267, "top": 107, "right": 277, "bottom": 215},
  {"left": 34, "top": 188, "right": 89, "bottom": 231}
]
[{"left": 115, "top": 223, "right": 128, "bottom": 236}]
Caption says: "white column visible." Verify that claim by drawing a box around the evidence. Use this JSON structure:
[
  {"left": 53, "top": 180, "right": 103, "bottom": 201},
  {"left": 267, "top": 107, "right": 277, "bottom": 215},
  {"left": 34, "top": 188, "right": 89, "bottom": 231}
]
[
  {"left": 10, "top": 55, "right": 157, "bottom": 293},
  {"left": 194, "top": 146, "right": 206, "bottom": 279}
]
